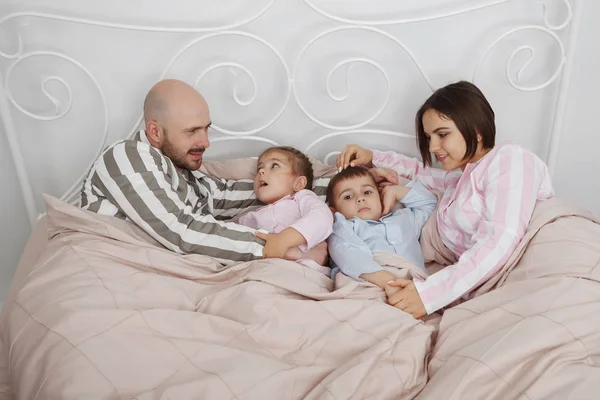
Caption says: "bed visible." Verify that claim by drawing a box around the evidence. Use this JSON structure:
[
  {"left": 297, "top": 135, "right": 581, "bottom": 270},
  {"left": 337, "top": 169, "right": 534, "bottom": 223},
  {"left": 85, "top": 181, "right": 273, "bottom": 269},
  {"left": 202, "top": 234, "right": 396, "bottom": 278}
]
[{"left": 1, "top": 1, "right": 599, "bottom": 399}]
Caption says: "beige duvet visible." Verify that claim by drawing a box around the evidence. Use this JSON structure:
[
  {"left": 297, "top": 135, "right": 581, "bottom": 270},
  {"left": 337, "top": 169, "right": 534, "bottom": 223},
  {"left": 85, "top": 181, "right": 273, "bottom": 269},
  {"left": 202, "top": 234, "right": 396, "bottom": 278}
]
[{"left": 0, "top": 195, "right": 599, "bottom": 399}]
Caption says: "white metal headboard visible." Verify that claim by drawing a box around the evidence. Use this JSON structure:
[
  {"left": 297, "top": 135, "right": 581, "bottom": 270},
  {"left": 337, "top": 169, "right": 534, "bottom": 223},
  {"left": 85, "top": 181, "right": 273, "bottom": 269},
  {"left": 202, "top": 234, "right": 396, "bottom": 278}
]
[{"left": 0, "top": 0, "right": 584, "bottom": 227}]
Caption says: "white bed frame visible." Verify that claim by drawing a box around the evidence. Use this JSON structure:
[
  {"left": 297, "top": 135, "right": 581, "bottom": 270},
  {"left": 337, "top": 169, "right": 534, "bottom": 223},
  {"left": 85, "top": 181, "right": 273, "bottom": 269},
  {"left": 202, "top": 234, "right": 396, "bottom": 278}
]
[{"left": 0, "top": 0, "right": 585, "bottom": 228}]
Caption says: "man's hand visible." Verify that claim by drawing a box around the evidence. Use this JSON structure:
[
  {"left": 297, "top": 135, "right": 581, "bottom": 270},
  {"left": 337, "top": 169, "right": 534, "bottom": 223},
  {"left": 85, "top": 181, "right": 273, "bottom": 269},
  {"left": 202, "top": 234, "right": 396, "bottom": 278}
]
[
  {"left": 256, "top": 232, "right": 291, "bottom": 259},
  {"left": 386, "top": 279, "right": 427, "bottom": 319}
]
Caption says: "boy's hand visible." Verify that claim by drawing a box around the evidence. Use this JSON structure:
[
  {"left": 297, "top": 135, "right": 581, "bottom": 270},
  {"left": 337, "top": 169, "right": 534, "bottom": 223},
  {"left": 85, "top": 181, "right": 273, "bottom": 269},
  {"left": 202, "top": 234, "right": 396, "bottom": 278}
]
[
  {"left": 384, "top": 283, "right": 401, "bottom": 299},
  {"left": 386, "top": 279, "right": 427, "bottom": 319},
  {"left": 381, "top": 186, "right": 400, "bottom": 215},
  {"left": 381, "top": 185, "right": 410, "bottom": 215},
  {"left": 369, "top": 167, "right": 399, "bottom": 188},
  {"left": 256, "top": 232, "right": 291, "bottom": 259}
]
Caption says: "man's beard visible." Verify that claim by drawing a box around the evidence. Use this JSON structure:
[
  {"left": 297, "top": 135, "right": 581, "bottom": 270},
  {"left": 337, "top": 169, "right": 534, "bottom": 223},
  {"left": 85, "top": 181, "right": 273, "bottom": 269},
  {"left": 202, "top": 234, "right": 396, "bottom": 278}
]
[{"left": 161, "top": 137, "right": 205, "bottom": 171}]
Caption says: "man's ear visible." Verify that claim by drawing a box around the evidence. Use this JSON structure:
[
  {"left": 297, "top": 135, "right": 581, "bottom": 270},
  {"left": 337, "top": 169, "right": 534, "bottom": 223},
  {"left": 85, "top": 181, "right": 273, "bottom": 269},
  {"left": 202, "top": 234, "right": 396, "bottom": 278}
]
[
  {"left": 293, "top": 176, "right": 308, "bottom": 192},
  {"left": 145, "top": 120, "right": 164, "bottom": 147}
]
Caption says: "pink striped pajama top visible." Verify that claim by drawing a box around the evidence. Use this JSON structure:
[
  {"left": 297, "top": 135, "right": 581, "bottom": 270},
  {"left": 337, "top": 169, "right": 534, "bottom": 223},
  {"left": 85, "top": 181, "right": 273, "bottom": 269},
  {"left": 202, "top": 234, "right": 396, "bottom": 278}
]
[{"left": 373, "top": 143, "right": 554, "bottom": 314}]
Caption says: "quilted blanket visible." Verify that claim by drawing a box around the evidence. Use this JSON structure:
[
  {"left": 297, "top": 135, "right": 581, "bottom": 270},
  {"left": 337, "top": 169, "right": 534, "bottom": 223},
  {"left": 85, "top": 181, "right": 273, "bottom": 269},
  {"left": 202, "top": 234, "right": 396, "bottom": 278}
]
[{"left": 0, "top": 195, "right": 599, "bottom": 399}]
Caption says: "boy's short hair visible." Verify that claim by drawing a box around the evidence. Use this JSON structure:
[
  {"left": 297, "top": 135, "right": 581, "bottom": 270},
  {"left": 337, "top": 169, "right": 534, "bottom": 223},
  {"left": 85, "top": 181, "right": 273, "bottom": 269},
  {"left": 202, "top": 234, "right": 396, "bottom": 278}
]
[
  {"left": 326, "top": 166, "right": 376, "bottom": 208},
  {"left": 259, "top": 146, "right": 314, "bottom": 190}
]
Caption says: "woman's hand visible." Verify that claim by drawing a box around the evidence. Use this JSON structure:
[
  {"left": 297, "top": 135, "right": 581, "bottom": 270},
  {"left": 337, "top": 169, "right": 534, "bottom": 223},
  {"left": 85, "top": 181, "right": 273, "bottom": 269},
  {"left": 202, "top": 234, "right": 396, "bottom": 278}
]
[{"left": 336, "top": 145, "right": 374, "bottom": 169}]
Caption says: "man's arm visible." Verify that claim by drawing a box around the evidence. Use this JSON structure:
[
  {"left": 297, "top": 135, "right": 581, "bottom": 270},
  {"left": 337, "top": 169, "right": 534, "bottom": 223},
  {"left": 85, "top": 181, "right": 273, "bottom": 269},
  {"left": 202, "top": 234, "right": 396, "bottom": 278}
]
[
  {"left": 199, "top": 174, "right": 331, "bottom": 220},
  {"left": 91, "top": 140, "right": 264, "bottom": 264},
  {"left": 197, "top": 174, "right": 263, "bottom": 220}
]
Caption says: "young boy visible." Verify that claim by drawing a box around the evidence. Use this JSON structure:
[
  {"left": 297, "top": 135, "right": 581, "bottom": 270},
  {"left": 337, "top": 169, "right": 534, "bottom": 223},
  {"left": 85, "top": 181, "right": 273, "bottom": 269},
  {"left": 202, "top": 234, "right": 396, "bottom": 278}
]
[
  {"left": 236, "top": 146, "right": 333, "bottom": 274},
  {"left": 326, "top": 166, "right": 437, "bottom": 295}
]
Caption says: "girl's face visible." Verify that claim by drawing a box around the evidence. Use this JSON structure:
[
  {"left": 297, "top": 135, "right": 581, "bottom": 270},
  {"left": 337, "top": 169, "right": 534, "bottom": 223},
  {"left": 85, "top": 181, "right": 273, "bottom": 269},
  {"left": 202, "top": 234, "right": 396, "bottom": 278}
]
[
  {"left": 254, "top": 150, "right": 304, "bottom": 204},
  {"left": 422, "top": 109, "right": 481, "bottom": 171}
]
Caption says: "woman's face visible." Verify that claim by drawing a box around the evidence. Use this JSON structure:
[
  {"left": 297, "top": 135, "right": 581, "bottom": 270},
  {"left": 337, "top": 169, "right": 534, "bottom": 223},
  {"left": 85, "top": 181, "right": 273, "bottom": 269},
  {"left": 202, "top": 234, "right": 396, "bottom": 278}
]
[{"left": 422, "top": 109, "right": 475, "bottom": 171}]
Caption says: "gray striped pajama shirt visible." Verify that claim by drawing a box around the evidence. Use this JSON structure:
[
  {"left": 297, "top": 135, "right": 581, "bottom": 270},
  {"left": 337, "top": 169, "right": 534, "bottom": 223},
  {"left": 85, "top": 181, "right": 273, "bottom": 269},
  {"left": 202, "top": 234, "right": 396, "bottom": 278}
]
[{"left": 80, "top": 131, "right": 329, "bottom": 264}]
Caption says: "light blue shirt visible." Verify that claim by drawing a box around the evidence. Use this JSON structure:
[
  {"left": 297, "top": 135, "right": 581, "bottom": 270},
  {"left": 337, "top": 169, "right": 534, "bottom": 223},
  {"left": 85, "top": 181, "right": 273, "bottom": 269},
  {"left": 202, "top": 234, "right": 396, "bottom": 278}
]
[{"left": 328, "top": 181, "right": 437, "bottom": 280}]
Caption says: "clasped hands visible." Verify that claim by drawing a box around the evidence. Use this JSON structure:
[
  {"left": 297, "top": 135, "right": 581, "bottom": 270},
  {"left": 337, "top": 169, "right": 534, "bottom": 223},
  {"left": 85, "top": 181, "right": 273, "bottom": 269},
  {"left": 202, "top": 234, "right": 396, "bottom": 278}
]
[{"left": 385, "top": 279, "right": 427, "bottom": 320}]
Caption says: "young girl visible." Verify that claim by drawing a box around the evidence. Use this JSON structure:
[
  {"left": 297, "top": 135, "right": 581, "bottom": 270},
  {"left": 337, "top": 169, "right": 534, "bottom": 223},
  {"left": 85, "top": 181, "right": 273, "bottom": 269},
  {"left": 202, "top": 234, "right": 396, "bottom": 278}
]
[
  {"left": 236, "top": 146, "right": 333, "bottom": 274},
  {"left": 337, "top": 81, "right": 554, "bottom": 318}
]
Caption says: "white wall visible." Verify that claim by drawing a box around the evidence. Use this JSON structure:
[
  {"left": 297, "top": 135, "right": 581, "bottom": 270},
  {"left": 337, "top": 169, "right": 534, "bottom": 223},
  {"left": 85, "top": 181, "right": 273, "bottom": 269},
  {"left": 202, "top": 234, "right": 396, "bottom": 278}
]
[
  {"left": 0, "top": 0, "right": 597, "bottom": 303},
  {"left": 553, "top": 0, "right": 600, "bottom": 218},
  {"left": 0, "top": 121, "right": 31, "bottom": 298}
]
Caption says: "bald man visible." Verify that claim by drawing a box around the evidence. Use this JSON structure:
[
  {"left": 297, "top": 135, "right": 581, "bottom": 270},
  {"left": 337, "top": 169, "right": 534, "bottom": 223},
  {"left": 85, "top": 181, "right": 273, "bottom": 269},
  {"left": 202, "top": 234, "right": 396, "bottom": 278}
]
[{"left": 81, "top": 79, "right": 327, "bottom": 264}]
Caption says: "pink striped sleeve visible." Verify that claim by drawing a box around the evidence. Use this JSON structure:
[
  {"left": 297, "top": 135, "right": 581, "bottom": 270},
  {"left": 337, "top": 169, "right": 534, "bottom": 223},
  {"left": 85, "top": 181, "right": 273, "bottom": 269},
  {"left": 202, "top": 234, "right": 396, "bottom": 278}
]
[
  {"left": 413, "top": 145, "right": 551, "bottom": 314},
  {"left": 372, "top": 150, "right": 448, "bottom": 193}
]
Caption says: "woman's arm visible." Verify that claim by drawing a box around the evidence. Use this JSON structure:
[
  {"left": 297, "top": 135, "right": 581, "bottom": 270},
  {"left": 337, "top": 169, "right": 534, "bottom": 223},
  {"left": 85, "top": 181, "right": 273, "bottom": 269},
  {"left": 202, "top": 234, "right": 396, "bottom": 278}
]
[{"left": 373, "top": 150, "right": 449, "bottom": 193}]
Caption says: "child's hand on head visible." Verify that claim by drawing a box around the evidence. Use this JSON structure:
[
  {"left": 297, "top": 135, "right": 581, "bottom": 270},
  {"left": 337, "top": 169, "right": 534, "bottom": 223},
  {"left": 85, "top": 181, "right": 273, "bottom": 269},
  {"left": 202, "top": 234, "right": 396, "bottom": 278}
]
[
  {"left": 369, "top": 167, "right": 399, "bottom": 189},
  {"left": 381, "top": 186, "right": 399, "bottom": 215},
  {"left": 380, "top": 185, "right": 405, "bottom": 215}
]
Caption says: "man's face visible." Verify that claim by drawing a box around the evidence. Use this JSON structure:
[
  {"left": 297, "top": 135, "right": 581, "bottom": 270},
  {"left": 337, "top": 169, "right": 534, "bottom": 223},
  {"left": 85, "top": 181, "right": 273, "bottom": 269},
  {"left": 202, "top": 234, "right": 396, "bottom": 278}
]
[{"left": 159, "top": 98, "right": 212, "bottom": 171}]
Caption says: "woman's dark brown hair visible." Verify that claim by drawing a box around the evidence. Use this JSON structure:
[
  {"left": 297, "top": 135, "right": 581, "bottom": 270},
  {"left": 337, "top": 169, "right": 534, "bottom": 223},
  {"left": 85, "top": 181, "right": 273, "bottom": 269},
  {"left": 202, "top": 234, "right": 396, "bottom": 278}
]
[{"left": 415, "top": 81, "right": 496, "bottom": 166}]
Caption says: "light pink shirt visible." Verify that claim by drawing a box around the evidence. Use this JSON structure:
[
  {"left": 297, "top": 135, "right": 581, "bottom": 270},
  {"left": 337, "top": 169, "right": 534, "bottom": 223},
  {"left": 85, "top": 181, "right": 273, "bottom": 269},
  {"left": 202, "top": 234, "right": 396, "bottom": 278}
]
[
  {"left": 374, "top": 143, "right": 554, "bottom": 314},
  {"left": 236, "top": 189, "right": 333, "bottom": 273}
]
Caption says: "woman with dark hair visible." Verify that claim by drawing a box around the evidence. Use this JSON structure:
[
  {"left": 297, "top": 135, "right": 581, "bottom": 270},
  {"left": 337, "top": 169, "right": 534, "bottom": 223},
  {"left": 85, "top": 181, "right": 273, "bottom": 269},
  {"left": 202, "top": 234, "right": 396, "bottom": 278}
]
[{"left": 336, "top": 81, "right": 554, "bottom": 319}]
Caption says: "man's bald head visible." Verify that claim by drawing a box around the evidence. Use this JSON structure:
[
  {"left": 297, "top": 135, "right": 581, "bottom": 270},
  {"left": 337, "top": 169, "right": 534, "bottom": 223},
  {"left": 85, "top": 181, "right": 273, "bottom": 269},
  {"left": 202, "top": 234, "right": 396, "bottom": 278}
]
[
  {"left": 143, "top": 79, "right": 212, "bottom": 171},
  {"left": 143, "top": 79, "right": 208, "bottom": 126}
]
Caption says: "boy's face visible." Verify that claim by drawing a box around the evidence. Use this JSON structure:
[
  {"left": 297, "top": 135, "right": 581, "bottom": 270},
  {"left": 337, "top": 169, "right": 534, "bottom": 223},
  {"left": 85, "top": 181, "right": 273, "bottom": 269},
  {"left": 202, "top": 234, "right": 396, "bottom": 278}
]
[
  {"left": 331, "top": 175, "right": 382, "bottom": 221},
  {"left": 254, "top": 150, "right": 303, "bottom": 204}
]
